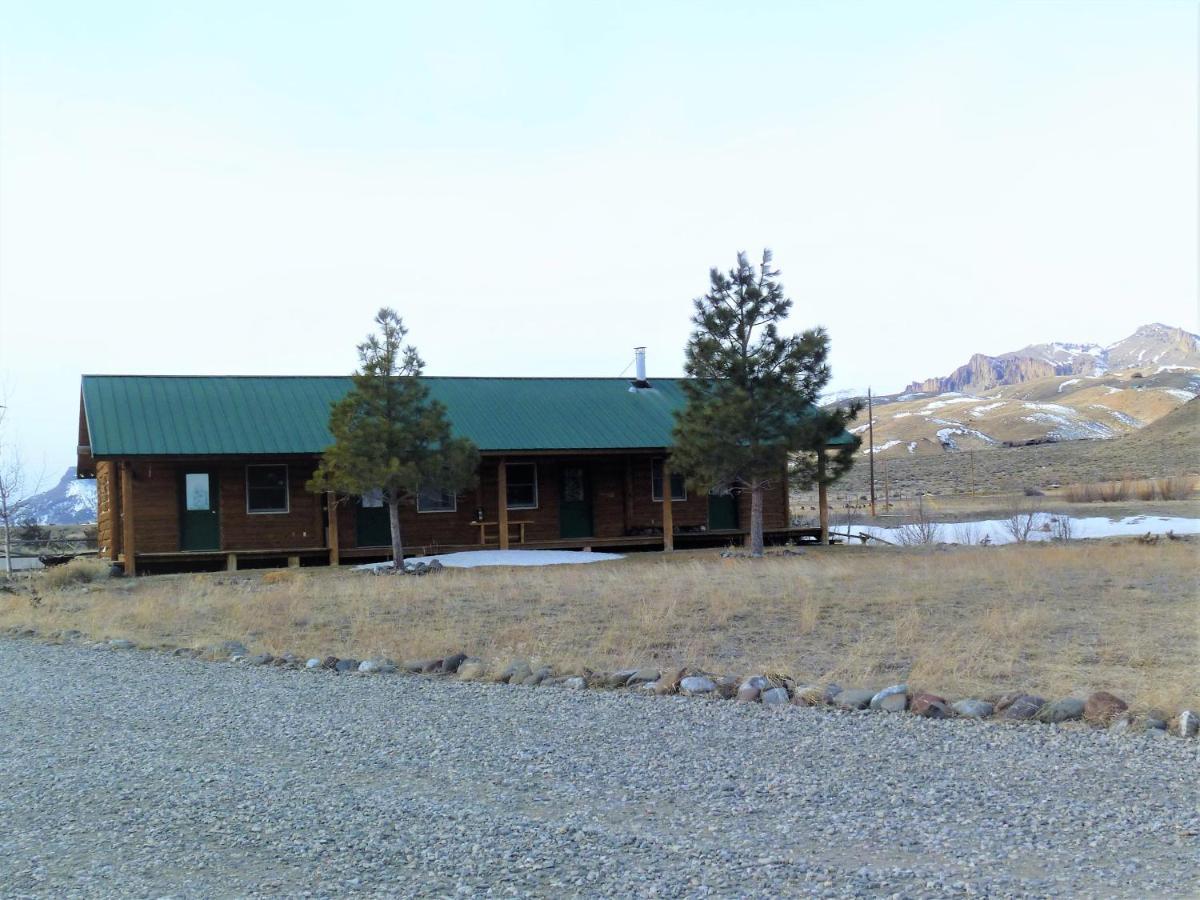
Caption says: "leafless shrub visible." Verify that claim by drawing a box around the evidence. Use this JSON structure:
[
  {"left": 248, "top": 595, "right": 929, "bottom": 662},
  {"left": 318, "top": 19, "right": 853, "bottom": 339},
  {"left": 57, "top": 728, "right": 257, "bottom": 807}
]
[
  {"left": 951, "top": 521, "right": 983, "bottom": 546},
  {"left": 1048, "top": 515, "right": 1074, "bottom": 542},
  {"left": 1003, "top": 496, "right": 1047, "bottom": 544},
  {"left": 896, "top": 497, "right": 942, "bottom": 546}
]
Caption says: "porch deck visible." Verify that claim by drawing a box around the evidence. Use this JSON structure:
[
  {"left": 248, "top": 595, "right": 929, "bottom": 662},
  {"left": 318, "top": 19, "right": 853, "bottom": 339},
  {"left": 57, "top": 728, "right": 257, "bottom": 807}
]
[{"left": 127, "top": 528, "right": 824, "bottom": 573}]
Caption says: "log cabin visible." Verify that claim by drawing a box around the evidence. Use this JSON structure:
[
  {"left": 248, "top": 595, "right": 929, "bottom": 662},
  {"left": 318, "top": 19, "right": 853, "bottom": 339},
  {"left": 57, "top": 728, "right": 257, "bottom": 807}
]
[{"left": 76, "top": 366, "right": 851, "bottom": 573}]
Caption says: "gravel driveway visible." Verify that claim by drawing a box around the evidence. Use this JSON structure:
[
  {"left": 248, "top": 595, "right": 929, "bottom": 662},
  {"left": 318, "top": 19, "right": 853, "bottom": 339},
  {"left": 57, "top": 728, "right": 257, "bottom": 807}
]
[{"left": 1, "top": 639, "right": 1196, "bottom": 898}]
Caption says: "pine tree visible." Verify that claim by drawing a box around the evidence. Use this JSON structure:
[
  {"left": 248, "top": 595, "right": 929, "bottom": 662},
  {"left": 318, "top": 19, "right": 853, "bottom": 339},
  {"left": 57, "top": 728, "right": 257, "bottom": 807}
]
[
  {"left": 672, "top": 249, "right": 852, "bottom": 556},
  {"left": 309, "top": 309, "right": 479, "bottom": 568},
  {"left": 788, "top": 402, "right": 862, "bottom": 492}
]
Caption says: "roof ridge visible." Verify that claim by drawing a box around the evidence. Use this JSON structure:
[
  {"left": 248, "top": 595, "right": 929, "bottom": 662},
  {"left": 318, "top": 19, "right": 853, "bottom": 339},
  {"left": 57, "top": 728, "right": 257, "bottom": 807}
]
[{"left": 81, "top": 374, "right": 687, "bottom": 381}]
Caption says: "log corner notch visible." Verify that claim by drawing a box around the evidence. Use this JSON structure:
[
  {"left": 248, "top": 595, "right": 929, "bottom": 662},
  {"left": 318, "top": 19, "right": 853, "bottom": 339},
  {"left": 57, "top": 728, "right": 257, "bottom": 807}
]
[
  {"left": 661, "top": 457, "right": 674, "bottom": 552},
  {"left": 326, "top": 491, "right": 340, "bottom": 566},
  {"left": 119, "top": 461, "right": 136, "bottom": 575}
]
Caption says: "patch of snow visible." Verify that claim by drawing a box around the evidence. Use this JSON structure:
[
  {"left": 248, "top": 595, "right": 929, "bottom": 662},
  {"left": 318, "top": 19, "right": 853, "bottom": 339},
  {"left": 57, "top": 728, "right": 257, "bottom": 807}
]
[
  {"left": 1161, "top": 388, "right": 1197, "bottom": 402},
  {"left": 857, "top": 515, "right": 1200, "bottom": 546},
  {"left": 849, "top": 421, "right": 873, "bottom": 435},
  {"left": 1021, "top": 412, "right": 1115, "bottom": 439},
  {"left": 892, "top": 412, "right": 913, "bottom": 419},
  {"left": 862, "top": 439, "right": 902, "bottom": 455},
  {"left": 969, "top": 402, "right": 1005, "bottom": 416},
  {"left": 1155, "top": 364, "right": 1200, "bottom": 374},
  {"left": 907, "top": 441, "right": 917, "bottom": 454},
  {"left": 896, "top": 392, "right": 927, "bottom": 401},
  {"left": 918, "top": 396, "right": 977, "bottom": 414},
  {"left": 1021, "top": 402, "right": 1074, "bottom": 414},
  {"left": 933, "top": 422, "right": 997, "bottom": 449},
  {"left": 1089, "top": 405, "right": 1141, "bottom": 427},
  {"left": 356, "top": 550, "right": 624, "bottom": 570},
  {"left": 1056, "top": 379, "right": 1081, "bottom": 392}
]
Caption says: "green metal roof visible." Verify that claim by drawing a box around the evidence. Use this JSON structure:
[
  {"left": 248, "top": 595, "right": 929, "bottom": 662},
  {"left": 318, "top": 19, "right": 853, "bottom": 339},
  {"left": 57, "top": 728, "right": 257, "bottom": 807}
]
[{"left": 80, "top": 375, "right": 853, "bottom": 457}]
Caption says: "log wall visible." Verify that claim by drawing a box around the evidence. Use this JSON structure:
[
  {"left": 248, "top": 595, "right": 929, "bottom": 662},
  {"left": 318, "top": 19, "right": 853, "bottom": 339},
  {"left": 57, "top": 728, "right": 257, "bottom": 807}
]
[{"left": 107, "top": 453, "right": 791, "bottom": 559}]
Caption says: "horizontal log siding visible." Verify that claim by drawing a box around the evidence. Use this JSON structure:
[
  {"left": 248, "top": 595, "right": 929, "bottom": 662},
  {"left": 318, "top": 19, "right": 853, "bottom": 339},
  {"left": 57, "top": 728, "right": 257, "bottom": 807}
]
[
  {"left": 110, "top": 453, "right": 790, "bottom": 557},
  {"left": 126, "top": 461, "right": 180, "bottom": 553},
  {"left": 335, "top": 455, "right": 788, "bottom": 551},
  {"left": 216, "top": 460, "right": 324, "bottom": 550}
]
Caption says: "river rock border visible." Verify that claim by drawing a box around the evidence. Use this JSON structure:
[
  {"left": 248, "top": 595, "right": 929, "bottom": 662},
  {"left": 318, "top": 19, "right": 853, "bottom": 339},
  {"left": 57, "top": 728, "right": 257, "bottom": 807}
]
[{"left": 7, "top": 625, "right": 1199, "bottom": 739}]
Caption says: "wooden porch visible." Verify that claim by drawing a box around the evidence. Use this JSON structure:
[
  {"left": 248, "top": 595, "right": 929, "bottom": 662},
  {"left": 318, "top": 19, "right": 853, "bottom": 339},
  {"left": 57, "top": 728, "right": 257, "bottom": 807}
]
[{"left": 125, "top": 526, "right": 827, "bottom": 573}]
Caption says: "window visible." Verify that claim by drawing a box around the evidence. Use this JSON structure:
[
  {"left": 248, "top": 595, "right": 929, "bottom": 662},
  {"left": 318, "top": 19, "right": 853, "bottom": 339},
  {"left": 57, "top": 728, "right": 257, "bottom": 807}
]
[
  {"left": 651, "top": 459, "right": 686, "bottom": 502},
  {"left": 417, "top": 484, "right": 457, "bottom": 513},
  {"left": 184, "top": 473, "right": 211, "bottom": 511},
  {"left": 505, "top": 463, "right": 538, "bottom": 509},
  {"left": 246, "top": 464, "right": 289, "bottom": 514},
  {"left": 360, "top": 488, "right": 384, "bottom": 508}
]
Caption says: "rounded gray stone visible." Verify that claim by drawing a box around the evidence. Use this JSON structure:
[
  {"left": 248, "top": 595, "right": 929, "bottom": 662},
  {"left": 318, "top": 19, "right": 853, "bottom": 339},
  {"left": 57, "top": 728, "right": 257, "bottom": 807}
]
[
  {"left": 834, "top": 688, "right": 877, "bottom": 710},
  {"left": 952, "top": 699, "right": 994, "bottom": 719},
  {"left": 761, "top": 687, "right": 790, "bottom": 706},
  {"left": 870, "top": 684, "right": 908, "bottom": 710},
  {"left": 1037, "top": 698, "right": 1085, "bottom": 724},
  {"left": 679, "top": 676, "right": 716, "bottom": 695}
]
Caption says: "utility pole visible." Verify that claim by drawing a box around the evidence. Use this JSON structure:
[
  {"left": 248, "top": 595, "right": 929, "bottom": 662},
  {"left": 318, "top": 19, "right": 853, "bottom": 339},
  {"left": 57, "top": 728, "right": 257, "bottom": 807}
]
[
  {"left": 867, "top": 387, "right": 876, "bottom": 517},
  {"left": 883, "top": 457, "right": 890, "bottom": 513}
]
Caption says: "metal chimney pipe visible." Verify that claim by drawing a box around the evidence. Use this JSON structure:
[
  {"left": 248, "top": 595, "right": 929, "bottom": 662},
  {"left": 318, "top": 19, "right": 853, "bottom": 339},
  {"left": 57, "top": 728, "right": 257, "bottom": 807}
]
[{"left": 634, "top": 347, "right": 647, "bottom": 384}]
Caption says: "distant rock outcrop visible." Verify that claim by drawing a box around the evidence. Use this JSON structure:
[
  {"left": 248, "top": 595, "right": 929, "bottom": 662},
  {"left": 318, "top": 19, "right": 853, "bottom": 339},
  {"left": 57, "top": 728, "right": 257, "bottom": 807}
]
[
  {"left": 906, "top": 324, "right": 1199, "bottom": 394},
  {"left": 905, "top": 353, "right": 1062, "bottom": 394}
]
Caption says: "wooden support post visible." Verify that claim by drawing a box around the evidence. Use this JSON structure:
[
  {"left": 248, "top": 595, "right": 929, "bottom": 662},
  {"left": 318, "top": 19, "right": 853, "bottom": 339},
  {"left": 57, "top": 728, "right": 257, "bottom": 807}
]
[
  {"left": 111, "top": 464, "right": 123, "bottom": 561},
  {"left": 120, "top": 461, "right": 136, "bottom": 576},
  {"left": 326, "top": 492, "right": 340, "bottom": 566},
  {"left": 226, "top": 553, "right": 238, "bottom": 572},
  {"left": 287, "top": 555, "right": 300, "bottom": 569},
  {"left": 661, "top": 458, "right": 674, "bottom": 552},
  {"left": 817, "top": 450, "right": 829, "bottom": 546},
  {"left": 497, "top": 459, "right": 509, "bottom": 551}
]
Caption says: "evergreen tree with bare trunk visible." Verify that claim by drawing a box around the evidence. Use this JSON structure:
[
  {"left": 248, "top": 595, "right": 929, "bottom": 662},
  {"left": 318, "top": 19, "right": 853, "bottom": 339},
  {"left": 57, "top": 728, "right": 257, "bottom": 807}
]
[
  {"left": 672, "top": 250, "right": 840, "bottom": 557},
  {"left": 309, "top": 309, "right": 479, "bottom": 569}
]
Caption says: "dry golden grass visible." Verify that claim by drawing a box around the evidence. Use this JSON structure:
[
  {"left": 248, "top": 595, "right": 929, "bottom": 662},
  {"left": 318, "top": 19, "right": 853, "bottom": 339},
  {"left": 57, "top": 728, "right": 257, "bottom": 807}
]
[
  {"left": 4, "top": 541, "right": 1198, "bottom": 711},
  {"left": 1064, "top": 475, "right": 1198, "bottom": 503}
]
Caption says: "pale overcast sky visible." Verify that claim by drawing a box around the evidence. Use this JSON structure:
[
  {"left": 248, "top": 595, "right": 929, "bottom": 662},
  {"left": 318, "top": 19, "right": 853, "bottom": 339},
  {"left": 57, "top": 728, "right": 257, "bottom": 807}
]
[{"left": 1, "top": 1, "right": 1196, "bottom": 478}]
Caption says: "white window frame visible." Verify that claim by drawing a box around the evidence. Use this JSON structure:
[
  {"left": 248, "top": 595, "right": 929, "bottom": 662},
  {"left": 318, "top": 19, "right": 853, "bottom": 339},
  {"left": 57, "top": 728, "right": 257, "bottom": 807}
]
[
  {"left": 505, "top": 462, "right": 539, "bottom": 510},
  {"left": 416, "top": 484, "right": 458, "bottom": 514},
  {"left": 650, "top": 458, "right": 687, "bottom": 502},
  {"left": 245, "top": 464, "right": 290, "bottom": 515}
]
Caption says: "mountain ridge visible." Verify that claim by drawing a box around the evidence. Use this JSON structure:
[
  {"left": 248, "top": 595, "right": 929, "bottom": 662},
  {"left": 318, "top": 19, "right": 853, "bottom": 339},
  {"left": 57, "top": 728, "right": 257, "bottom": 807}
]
[
  {"left": 18, "top": 467, "right": 98, "bottom": 525},
  {"left": 905, "top": 323, "right": 1198, "bottom": 394}
]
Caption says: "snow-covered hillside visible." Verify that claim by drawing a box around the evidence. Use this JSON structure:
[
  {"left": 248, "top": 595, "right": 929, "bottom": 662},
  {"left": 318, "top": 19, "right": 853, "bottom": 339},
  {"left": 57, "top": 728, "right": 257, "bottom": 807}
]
[{"left": 19, "top": 468, "right": 98, "bottom": 525}]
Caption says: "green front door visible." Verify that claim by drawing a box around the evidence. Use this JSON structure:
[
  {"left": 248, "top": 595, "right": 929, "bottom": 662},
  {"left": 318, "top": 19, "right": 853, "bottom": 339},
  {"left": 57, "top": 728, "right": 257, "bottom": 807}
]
[
  {"left": 559, "top": 465, "right": 593, "bottom": 538},
  {"left": 180, "top": 471, "right": 220, "bottom": 551},
  {"left": 356, "top": 493, "right": 392, "bottom": 547},
  {"left": 708, "top": 490, "right": 739, "bottom": 531}
]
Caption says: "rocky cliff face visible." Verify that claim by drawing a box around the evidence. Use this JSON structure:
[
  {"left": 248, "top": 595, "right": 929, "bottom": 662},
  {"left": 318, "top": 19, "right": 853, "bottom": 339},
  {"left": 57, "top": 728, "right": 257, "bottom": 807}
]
[
  {"left": 905, "top": 353, "right": 1063, "bottom": 394},
  {"left": 906, "top": 324, "right": 1198, "bottom": 394}
]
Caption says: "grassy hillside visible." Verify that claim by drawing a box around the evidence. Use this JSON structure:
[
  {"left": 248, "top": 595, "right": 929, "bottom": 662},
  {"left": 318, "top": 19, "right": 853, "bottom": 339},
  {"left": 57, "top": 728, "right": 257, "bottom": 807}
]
[
  {"left": 835, "top": 398, "right": 1199, "bottom": 498},
  {"left": 847, "top": 368, "right": 1198, "bottom": 461}
]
